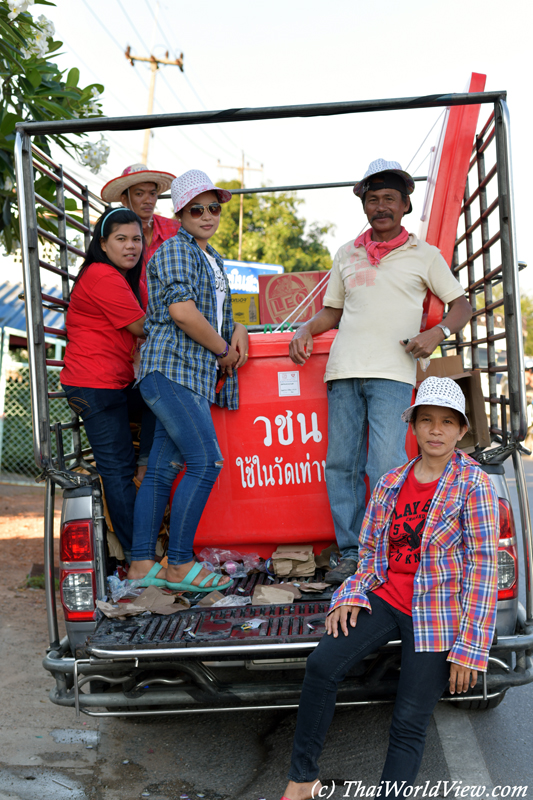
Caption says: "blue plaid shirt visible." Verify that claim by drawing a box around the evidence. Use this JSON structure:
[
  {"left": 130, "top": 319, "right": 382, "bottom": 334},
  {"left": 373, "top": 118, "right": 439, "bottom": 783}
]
[{"left": 138, "top": 228, "right": 238, "bottom": 409}]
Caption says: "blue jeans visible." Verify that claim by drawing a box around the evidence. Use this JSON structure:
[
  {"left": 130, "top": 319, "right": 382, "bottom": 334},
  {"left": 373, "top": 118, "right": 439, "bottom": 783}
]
[
  {"left": 62, "top": 383, "right": 156, "bottom": 556},
  {"left": 325, "top": 378, "right": 413, "bottom": 560},
  {"left": 131, "top": 371, "right": 223, "bottom": 566},
  {"left": 288, "top": 593, "right": 450, "bottom": 791}
]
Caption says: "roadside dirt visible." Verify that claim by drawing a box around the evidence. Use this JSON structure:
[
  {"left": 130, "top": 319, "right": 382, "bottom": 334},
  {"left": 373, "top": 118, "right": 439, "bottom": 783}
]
[{"left": 0, "top": 483, "right": 63, "bottom": 629}]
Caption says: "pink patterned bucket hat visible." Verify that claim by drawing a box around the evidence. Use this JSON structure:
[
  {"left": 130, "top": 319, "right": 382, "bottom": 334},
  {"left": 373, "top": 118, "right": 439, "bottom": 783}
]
[{"left": 171, "top": 169, "right": 232, "bottom": 213}]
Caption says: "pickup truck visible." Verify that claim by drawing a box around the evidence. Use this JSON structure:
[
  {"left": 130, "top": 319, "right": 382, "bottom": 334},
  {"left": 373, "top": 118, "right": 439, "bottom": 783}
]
[{"left": 14, "top": 88, "right": 533, "bottom": 719}]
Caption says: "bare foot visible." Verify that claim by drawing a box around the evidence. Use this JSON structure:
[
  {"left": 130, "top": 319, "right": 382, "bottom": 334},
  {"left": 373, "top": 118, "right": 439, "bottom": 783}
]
[
  {"left": 282, "top": 780, "right": 323, "bottom": 800},
  {"left": 166, "top": 560, "right": 232, "bottom": 588},
  {"left": 127, "top": 559, "right": 166, "bottom": 581}
]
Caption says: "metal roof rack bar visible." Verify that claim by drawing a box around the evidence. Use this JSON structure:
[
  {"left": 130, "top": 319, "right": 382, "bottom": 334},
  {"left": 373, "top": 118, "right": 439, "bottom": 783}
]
[{"left": 15, "top": 91, "right": 506, "bottom": 137}]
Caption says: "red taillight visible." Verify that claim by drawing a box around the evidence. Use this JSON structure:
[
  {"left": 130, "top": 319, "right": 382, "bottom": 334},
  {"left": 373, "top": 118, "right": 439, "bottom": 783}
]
[
  {"left": 60, "top": 568, "right": 96, "bottom": 621},
  {"left": 60, "top": 521, "right": 94, "bottom": 562},
  {"left": 498, "top": 499, "right": 518, "bottom": 601}
]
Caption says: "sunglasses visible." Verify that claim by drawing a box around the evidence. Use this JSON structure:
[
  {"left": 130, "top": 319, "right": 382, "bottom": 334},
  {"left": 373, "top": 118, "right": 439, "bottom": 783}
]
[{"left": 183, "top": 203, "right": 222, "bottom": 219}]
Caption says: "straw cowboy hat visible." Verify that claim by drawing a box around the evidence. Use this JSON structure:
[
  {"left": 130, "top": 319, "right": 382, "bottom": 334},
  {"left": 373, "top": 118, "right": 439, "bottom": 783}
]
[{"left": 101, "top": 163, "right": 176, "bottom": 203}]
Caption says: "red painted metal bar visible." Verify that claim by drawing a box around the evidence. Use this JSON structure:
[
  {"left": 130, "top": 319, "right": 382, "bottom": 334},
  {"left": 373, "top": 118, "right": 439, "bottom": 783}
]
[{"left": 421, "top": 72, "right": 487, "bottom": 331}]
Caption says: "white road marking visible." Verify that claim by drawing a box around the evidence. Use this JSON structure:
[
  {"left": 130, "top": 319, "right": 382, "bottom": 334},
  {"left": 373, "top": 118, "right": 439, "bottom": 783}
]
[{"left": 433, "top": 703, "right": 494, "bottom": 790}]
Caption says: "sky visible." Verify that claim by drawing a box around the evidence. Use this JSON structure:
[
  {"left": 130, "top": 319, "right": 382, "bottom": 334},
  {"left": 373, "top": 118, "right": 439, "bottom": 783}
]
[{"left": 2, "top": 0, "right": 533, "bottom": 291}]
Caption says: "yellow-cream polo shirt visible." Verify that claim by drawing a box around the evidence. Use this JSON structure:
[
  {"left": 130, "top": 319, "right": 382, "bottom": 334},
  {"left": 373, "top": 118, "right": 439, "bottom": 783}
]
[{"left": 323, "top": 233, "right": 464, "bottom": 387}]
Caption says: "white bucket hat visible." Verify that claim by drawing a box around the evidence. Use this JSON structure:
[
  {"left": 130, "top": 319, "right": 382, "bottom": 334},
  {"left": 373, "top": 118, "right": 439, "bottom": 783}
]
[
  {"left": 354, "top": 159, "right": 415, "bottom": 197},
  {"left": 401, "top": 376, "right": 470, "bottom": 428},
  {"left": 171, "top": 169, "right": 232, "bottom": 213},
  {"left": 101, "top": 163, "right": 176, "bottom": 203}
]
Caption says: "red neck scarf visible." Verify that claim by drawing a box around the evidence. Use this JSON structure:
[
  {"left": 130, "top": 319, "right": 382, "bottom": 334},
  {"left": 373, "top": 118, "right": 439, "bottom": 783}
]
[{"left": 354, "top": 226, "right": 409, "bottom": 266}]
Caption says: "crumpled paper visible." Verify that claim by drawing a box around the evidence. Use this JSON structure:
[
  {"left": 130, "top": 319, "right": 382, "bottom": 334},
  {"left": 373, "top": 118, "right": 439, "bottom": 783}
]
[
  {"left": 252, "top": 584, "right": 300, "bottom": 605},
  {"left": 97, "top": 585, "right": 190, "bottom": 618},
  {"left": 298, "top": 581, "right": 330, "bottom": 592},
  {"left": 271, "top": 543, "right": 316, "bottom": 577}
]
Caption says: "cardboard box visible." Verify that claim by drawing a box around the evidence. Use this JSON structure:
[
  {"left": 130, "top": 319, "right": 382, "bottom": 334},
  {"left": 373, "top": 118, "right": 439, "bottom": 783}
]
[
  {"left": 258, "top": 271, "right": 329, "bottom": 326},
  {"left": 415, "top": 355, "right": 490, "bottom": 454},
  {"left": 231, "top": 293, "right": 260, "bottom": 325}
]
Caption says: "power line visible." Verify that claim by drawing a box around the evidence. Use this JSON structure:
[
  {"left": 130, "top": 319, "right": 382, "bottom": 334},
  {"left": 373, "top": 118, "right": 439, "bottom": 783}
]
[
  {"left": 411, "top": 150, "right": 432, "bottom": 177},
  {"left": 143, "top": 0, "right": 178, "bottom": 56},
  {"left": 148, "top": 0, "right": 262, "bottom": 165},
  {"left": 80, "top": 0, "right": 149, "bottom": 92},
  {"left": 405, "top": 109, "right": 446, "bottom": 171},
  {"left": 159, "top": 72, "right": 241, "bottom": 161},
  {"left": 115, "top": 0, "right": 147, "bottom": 54}
]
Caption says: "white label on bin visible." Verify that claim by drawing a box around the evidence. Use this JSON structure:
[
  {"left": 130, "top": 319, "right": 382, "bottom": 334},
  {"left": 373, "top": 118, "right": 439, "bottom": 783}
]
[{"left": 278, "top": 371, "right": 300, "bottom": 397}]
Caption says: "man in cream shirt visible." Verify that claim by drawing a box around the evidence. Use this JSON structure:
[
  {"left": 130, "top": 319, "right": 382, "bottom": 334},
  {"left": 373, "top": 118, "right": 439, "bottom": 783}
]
[{"left": 289, "top": 159, "right": 471, "bottom": 584}]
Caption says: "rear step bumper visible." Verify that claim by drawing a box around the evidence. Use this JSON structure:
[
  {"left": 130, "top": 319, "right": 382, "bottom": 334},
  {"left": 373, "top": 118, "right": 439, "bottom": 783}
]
[
  {"left": 46, "top": 658, "right": 533, "bottom": 717},
  {"left": 43, "top": 642, "right": 533, "bottom": 718}
]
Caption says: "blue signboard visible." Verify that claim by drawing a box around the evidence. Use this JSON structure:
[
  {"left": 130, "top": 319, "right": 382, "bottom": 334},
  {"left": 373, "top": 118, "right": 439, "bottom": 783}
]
[{"left": 223, "top": 259, "right": 284, "bottom": 294}]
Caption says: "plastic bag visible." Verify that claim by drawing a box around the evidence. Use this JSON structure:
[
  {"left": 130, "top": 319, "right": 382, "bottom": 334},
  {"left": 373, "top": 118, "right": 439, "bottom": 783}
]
[
  {"left": 107, "top": 574, "right": 144, "bottom": 602},
  {"left": 197, "top": 547, "right": 264, "bottom": 578},
  {"left": 210, "top": 594, "right": 252, "bottom": 608}
]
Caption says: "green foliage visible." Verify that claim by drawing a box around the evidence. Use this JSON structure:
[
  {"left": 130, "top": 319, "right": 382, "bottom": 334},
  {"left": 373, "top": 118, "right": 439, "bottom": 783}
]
[
  {"left": 521, "top": 294, "right": 533, "bottom": 356},
  {"left": 474, "top": 284, "right": 533, "bottom": 357},
  {"left": 0, "top": 0, "right": 105, "bottom": 253},
  {"left": 26, "top": 574, "right": 60, "bottom": 590},
  {"left": 210, "top": 179, "right": 334, "bottom": 272}
]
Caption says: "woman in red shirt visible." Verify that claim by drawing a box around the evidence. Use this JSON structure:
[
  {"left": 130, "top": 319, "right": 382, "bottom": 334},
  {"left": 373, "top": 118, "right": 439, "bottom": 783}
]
[{"left": 61, "top": 207, "right": 155, "bottom": 560}]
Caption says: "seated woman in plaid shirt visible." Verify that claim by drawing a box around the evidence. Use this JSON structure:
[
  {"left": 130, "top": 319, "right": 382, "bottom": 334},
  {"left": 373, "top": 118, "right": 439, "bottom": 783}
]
[
  {"left": 127, "top": 170, "right": 249, "bottom": 592},
  {"left": 281, "top": 376, "right": 500, "bottom": 800}
]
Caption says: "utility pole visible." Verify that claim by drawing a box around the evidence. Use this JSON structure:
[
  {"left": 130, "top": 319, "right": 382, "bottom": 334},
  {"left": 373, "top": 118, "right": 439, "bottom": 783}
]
[
  {"left": 218, "top": 153, "right": 263, "bottom": 260},
  {"left": 125, "top": 46, "right": 184, "bottom": 165}
]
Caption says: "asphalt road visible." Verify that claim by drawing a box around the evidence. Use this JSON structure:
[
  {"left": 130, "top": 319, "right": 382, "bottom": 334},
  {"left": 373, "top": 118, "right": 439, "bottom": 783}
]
[{"left": 1, "top": 458, "right": 532, "bottom": 800}]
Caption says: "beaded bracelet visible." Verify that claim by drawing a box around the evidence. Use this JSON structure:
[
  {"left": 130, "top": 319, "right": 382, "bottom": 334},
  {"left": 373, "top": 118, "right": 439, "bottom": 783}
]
[{"left": 215, "top": 342, "right": 229, "bottom": 358}]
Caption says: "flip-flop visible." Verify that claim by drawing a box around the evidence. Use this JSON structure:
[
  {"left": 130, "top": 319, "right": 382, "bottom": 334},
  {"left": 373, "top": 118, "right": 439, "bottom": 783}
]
[
  {"left": 136, "top": 562, "right": 167, "bottom": 588},
  {"left": 164, "top": 561, "right": 233, "bottom": 593}
]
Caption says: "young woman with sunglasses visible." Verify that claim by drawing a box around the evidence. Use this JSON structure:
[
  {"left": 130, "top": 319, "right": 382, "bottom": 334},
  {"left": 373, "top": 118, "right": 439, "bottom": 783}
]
[
  {"left": 127, "top": 170, "right": 249, "bottom": 591},
  {"left": 61, "top": 208, "right": 156, "bottom": 560}
]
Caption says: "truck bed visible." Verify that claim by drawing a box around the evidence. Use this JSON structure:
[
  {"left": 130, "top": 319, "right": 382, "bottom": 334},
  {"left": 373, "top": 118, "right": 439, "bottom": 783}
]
[{"left": 82, "top": 571, "right": 335, "bottom": 659}]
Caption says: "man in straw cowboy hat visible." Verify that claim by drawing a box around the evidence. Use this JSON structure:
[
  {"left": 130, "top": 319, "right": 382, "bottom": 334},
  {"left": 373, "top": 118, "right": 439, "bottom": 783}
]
[
  {"left": 280, "top": 376, "right": 499, "bottom": 800},
  {"left": 101, "top": 163, "right": 179, "bottom": 279},
  {"left": 289, "top": 159, "right": 472, "bottom": 584}
]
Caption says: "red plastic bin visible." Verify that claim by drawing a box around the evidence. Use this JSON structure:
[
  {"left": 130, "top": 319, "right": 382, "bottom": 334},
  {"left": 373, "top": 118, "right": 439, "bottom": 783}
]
[{"left": 171, "top": 331, "right": 337, "bottom": 558}]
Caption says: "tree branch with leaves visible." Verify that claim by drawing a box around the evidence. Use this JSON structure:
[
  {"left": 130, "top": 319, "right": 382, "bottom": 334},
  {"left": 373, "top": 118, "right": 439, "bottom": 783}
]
[{"left": 0, "top": 0, "right": 108, "bottom": 253}]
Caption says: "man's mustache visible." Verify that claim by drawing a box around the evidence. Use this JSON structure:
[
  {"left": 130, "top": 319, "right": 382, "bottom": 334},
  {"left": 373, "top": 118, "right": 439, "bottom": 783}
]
[{"left": 371, "top": 213, "right": 394, "bottom": 221}]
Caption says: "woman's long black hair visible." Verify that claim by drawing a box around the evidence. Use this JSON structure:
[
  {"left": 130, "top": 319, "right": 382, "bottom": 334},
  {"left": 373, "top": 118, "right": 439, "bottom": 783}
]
[{"left": 75, "top": 208, "right": 144, "bottom": 305}]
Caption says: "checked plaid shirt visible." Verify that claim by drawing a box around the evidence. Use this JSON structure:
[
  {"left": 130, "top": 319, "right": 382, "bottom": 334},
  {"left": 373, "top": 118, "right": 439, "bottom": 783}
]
[
  {"left": 330, "top": 449, "right": 500, "bottom": 671},
  {"left": 138, "top": 227, "right": 238, "bottom": 409}
]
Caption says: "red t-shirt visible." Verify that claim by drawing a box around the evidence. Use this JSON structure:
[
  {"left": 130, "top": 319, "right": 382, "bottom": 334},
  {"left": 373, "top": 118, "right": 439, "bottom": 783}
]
[
  {"left": 374, "top": 467, "right": 439, "bottom": 616},
  {"left": 61, "top": 262, "right": 147, "bottom": 390},
  {"left": 142, "top": 213, "right": 180, "bottom": 281}
]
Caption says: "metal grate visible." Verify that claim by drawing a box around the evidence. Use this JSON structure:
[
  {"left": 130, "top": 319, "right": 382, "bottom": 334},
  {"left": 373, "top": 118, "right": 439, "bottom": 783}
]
[{"left": 451, "top": 109, "right": 525, "bottom": 446}]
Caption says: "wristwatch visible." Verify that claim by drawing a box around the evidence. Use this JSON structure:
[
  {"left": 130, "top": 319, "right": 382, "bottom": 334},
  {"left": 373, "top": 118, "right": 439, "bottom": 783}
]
[{"left": 437, "top": 323, "right": 451, "bottom": 339}]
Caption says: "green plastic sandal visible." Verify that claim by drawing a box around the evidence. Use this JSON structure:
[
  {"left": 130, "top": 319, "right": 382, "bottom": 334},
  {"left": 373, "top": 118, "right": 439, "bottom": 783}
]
[
  {"left": 137, "top": 562, "right": 167, "bottom": 587},
  {"left": 164, "top": 562, "right": 233, "bottom": 593}
]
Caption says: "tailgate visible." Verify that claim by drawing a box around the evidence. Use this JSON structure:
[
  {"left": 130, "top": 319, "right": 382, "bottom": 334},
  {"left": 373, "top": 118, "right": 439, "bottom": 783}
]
[{"left": 83, "top": 573, "right": 335, "bottom": 659}]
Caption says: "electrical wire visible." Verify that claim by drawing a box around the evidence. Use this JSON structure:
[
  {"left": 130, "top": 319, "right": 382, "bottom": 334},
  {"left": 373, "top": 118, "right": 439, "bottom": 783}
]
[
  {"left": 411, "top": 149, "right": 432, "bottom": 178},
  {"left": 115, "top": 0, "right": 147, "bottom": 54},
  {"left": 80, "top": 0, "right": 149, "bottom": 92},
  {"left": 146, "top": 0, "right": 262, "bottom": 164},
  {"left": 405, "top": 109, "right": 445, "bottom": 172},
  {"left": 159, "top": 72, "right": 243, "bottom": 161}
]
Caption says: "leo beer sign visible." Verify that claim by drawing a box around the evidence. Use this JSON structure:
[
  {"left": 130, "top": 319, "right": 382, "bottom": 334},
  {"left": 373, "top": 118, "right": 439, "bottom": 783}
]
[{"left": 258, "top": 271, "right": 330, "bottom": 325}]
